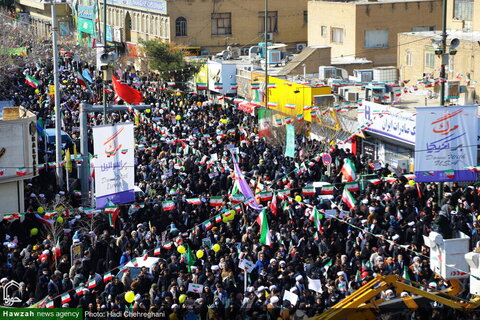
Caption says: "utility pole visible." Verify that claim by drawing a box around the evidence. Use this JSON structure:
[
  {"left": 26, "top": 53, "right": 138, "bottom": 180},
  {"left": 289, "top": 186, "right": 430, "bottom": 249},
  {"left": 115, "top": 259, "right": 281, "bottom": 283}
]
[
  {"left": 51, "top": 0, "right": 64, "bottom": 188},
  {"left": 264, "top": 0, "right": 268, "bottom": 108},
  {"left": 439, "top": 0, "right": 448, "bottom": 106},
  {"left": 103, "top": 0, "right": 108, "bottom": 124}
]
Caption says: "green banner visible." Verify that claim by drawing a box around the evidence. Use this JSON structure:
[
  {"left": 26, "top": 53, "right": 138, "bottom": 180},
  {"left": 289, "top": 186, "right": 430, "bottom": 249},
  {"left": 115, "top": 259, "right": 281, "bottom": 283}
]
[
  {"left": 285, "top": 124, "right": 295, "bottom": 158},
  {"left": 0, "top": 308, "right": 82, "bottom": 320},
  {"left": 78, "top": 17, "right": 95, "bottom": 35}
]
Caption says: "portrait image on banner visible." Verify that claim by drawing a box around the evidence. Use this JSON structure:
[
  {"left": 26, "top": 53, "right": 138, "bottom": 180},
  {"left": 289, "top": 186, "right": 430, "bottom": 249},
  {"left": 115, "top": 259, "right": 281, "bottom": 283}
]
[
  {"left": 415, "top": 106, "right": 477, "bottom": 182},
  {"left": 93, "top": 122, "right": 135, "bottom": 208}
]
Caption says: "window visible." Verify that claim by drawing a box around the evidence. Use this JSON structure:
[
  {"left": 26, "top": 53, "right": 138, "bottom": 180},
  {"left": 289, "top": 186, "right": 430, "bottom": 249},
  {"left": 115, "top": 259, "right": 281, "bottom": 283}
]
[
  {"left": 412, "top": 26, "right": 435, "bottom": 32},
  {"left": 175, "top": 17, "right": 187, "bottom": 36},
  {"left": 331, "top": 27, "right": 344, "bottom": 43},
  {"left": 454, "top": 0, "right": 473, "bottom": 20},
  {"left": 258, "top": 11, "right": 278, "bottom": 33},
  {"left": 405, "top": 50, "right": 412, "bottom": 66},
  {"left": 425, "top": 50, "right": 435, "bottom": 68},
  {"left": 211, "top": 13, "right": 231, "bottom": 35},
  {"left": 321, "top": 26, "right": 327, "bottom": 37},
  {"left": 303, "top": 11, "right": 308, "bottom": 26},
  {"left": 364, "top": 29, "right": 388, "bottom": 48}
]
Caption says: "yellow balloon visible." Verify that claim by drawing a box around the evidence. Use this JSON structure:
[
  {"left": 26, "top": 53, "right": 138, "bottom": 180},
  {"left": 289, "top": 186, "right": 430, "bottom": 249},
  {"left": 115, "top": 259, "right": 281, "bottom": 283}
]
[
  {"left": 227, "top": 213, "right": 235, "bottom": 221},
  {"left": 196, "top": 250, "right": 204, "bottom": 259},
  {"left": 230, "top": 210, "right": 236, "bottom": 215},
  {"left": 34, "top": 89, "right": 40, "bottom": 94},
  {"left": 125, "top": 291, "right": 135, "bottom": 303},
  {"left": 30, "top": 228, "right": 38, "bottom": 236},
  {"left": 37, "top": 207, "right": 44, "bottom": 214},
  {"left": 408, "top": 180, "right": 415, "bottom": 186},
  {"left": 295, "top": 195, "right": 302, "bottom": 202},
  {"left": 145, "top": 109, "right": 151, "bottom": 113},
  {"left": 56, "top": 216, "right": 64, "bottom": 224},
  {"left": 179, "top": 294, "right": 187, "bottom": 304},
  {"left": 177, "top": 245, "right": 186, "bottom": 254},
  {"left": 222, "top": 215, "right": 229, "bottom": 223},
  {"left": 175, "top": 115, "right": 181, "bottom": 120},
  {"left": 212, "top": 244, "right": 221, "bottom": 252}
]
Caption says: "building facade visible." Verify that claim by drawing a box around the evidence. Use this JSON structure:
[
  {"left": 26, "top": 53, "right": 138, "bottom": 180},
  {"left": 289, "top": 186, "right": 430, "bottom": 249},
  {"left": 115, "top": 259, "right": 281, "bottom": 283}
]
[{"left": 308, "top": 0, "right": 441, "bottom": 66}]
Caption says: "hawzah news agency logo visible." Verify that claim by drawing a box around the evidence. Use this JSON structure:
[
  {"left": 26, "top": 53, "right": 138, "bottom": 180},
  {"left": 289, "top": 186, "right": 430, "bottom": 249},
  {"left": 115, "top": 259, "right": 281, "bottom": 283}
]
[{"left": 2, "top": 280, "right": 21, "bottom": 306}]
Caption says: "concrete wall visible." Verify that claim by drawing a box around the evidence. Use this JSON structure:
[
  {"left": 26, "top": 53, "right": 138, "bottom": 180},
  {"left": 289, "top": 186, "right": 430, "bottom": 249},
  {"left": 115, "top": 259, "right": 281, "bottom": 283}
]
[
  {"left": 0, "top": 181, "right": 24, "bottom": 214},
  {"left": 308, "top": 0, "right": 441, "bottom": 66},
  {"left": 446, "top": 0, "right": 479, "bottom": 31},
  {"left": 167, "top": 0, "right": 308, "bottom": 53}
]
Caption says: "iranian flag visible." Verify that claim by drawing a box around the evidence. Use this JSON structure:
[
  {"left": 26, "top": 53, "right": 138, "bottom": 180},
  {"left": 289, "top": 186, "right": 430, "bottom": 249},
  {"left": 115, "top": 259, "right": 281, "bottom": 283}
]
[
  {"left": 258, "top": 108, "right": 271, "bottom": 137},
  {"left": 383, "top": 176, "right": 397, "bottom": 183},
  {"left": 46, "top": 300, "right": 54, "bottom": 308},
  {"left": 312, "top": 207, "right": 323, "bottom": 234},
  {"left": 163, "top": 241, "right": 173, "bottom": 249},
  {"left": 230, "top": 83, "right": 238, "bottom": 90},
  {"left": 48, "top": 162, "right": 56, "bottom": 168},
  {"left": 154, "top": 246, "right": 161, "bottom": 255},
  {"left": 251, "top": 82, "right": 260, "bottom": 90},
  {"left": 267, "top": 83, "right": 276, "bottom": 88},
  {"left": 445, "top": 170, "right": 455, "bottom": 179},
  {"left": 167, "top": 82, "right": 175, "bottom": 86},
  {"left": 197, "top": 82, "right": 207, "bottom": 90},
  {"left": 162, "top": 201, "right": 176, "bottom": 211},
  {"left": 320, "top": 185, "right": 335, "bottom": 195},
  {"left": 297, "top": 114, "right": 304, "bottom": 121},
  {"left": 278, "top": 189, "right": 291, "bottom": 199},
  {"left": 76, "top": 71, "right": 88, "bottom": 88},
  {"left": 186, "top": 198, "right": 202, "bottom": 205},
  {"left": 214, "top": 82, "right": 223, "bottom": 89},
  {"left": 303, "top": 105, "right": 312, "bottom": 111},
  {"left": 275, "top": 118, "right": 283, "bottom": 126},
  {"left": 345, "top": 182, "right": 360, "bottom": 192},
  {"left": 61, "top": 292, "right": 71, "bottom": 304},
  {"left": 210, "top": 196, "right": 223, "bottom": 206},
  {"left": 268, "top": 102, "right": 278, "bottom": 108},
  {"left": 131, "top": 258, "right": 139, "bottom": 267},
  {"left": 311, "top": 110, "right": 317, "bottom": 118},
  {"left": 302, "top": 186, "right": 315, "bottom": 196},
  {"left": 25, "top": 74, "right": 39, "bottom": 88},
  {"left": 215, "top": 214, "right": 222, "bottom": 223},
  {"left": 230, "top": 194, "right": 244, "bottom": 204},
  {"left": 73, "top": 190, "right": 82, "bottom": 196},
  {"left": 258, "top": 191, "right": 273, "bottom": 201},
  {"left": 368, "top": 178, "right": 383, "bottom": 185},
  {"left": 103, "top": 272, "right": 113, "bottom": 282},
  {"left": 104, "top": 206, "right": 120, "bottom": 227},
  {"left": 233, "top": 98, "right": 243, "bottom": 104},
  {"left": 341, "top": 158, "right": 357, "bottom": 182},
  {"left": 16, "top": 167, "right": 27, "bottom": 176},
  {"left": 285, "top": 117, "right": 292, "bottom": 124},
  {"left": 203, "top": 220, "right": 213, "bottom": 230},
  {"left": 88, "top": 279, "right": 96, "bottom": 289},
  {"left": 270, "top": 192, "right": 277, "bottom": 216},
  {"left": 285, "top": 104, "right": 296, "bottom": 109},
  {"left": 75, "top": 286, "right": 84, "bottom": 296},
  {"left": 341, "top": 187, "right": 357, "bottom": 209},
  {"left": 44, "top": 211, "right": 56, "bottom": 219},
  {"left": 256, "top": 209, "right": 272, "bottom": 246}
]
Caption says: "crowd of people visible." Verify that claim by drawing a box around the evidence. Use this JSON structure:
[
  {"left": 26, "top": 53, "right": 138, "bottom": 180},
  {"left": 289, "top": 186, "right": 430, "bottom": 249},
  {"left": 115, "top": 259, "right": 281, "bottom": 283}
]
[{"left": 0, "top": 55, "right": 479, "bottom": 320}]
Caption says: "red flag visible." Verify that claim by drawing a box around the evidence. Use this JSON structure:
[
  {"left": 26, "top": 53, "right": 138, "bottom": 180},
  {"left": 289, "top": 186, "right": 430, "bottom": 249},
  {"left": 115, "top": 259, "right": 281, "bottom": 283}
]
[{"left": 111, "top": 74, "right": 143, "bottom": 105}]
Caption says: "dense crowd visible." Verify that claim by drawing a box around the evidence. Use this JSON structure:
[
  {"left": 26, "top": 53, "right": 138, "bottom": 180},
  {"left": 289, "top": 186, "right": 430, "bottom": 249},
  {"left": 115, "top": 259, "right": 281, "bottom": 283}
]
[{"left": 0, "top": 56, "right": 479, "bottom": 320}]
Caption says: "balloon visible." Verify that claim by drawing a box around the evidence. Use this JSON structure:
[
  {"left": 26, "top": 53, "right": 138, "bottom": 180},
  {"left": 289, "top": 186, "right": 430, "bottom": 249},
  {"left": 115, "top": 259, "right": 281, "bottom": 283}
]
[
  {"left": 37, "top": 207, "right": 44, "bottom": 214},
  {"left": 30, "top": 228, "right": 38, "bottom": 236},
  {"left": 56, "top": 216, "right": 64, "bottom": 224},
  {"left": 175, "top": 115, "right": 181, "bottom": 120},
  {"left": 177, "top": 245, "right": 186, "bottom": 254},
  {"left": 125, "top": 291, "right": 135, "bottom": 303},
  {"left": 34, "top": 89, "right": 40, "bottom": 94},
  {"left": 197, "top": 102, "right": 202, "bottom": 106},
  {"left": 196, "top": 250, "right": 204, "bottom": 259},
  {"left": 179, "top": 294, "right": 187, "bottom": 304},
  {"left": 408, "top": 180, "right": 415, "bottom": 186},
  {"left": 212, "top": 244, "right": 221, "bottom": 252},
  {"left": 222, "top": 215, "right": 229, "bottom": 223},
  {"left": 145, "top": 109, "right": 151, "bottom": 113},
  {"left": 230, "top": 210, "right": 236, "bottom": 215},
  {"left": 227, "top": 213, "right": 235, "bottom": 221},
  {"left": 295, "top": 195, "right": 302, "bottom": 202}
]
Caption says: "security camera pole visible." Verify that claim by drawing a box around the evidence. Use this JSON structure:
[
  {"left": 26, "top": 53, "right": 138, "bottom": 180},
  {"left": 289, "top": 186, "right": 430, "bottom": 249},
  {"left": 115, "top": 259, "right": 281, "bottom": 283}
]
[{"left": 102, "top": 0, "right": 108, "bottom": 124}]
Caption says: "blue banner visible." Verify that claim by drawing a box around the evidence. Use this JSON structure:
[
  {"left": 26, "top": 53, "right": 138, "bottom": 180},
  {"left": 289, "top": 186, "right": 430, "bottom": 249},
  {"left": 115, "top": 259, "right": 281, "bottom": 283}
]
[{"left": 285, "top": 124, "right": 295, "bottom": 158}]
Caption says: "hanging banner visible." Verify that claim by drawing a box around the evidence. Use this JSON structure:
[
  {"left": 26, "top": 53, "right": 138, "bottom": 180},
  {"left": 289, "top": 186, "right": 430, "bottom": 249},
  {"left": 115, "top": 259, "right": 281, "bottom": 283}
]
[
  {"left": 78, "top": 17, "right": 95, "bottom": 35},
  {"left": 415, "top": 106, "right": 477, "bottom": 182},
  {"left": 93, "top": 122, "right": 135, "bottom": 208},
  {"left": 285, "top": 124, "right": 295, "bottom": 158}
]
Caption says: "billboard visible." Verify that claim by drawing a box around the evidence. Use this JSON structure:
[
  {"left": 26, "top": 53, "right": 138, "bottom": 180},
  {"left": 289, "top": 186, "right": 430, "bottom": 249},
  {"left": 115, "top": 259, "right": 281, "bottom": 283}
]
[
  {"left": 415, "top": 106, "right": 477, "bottom": 182},
  {"left": 93, "top": 122, "right": 135, "bottom": 208}
]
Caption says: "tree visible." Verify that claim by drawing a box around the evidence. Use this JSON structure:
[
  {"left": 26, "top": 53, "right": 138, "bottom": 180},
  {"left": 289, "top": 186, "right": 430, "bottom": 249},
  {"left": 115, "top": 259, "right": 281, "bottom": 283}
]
[{"left": 141, "top": 40, "right": 202, "bottom": 86}]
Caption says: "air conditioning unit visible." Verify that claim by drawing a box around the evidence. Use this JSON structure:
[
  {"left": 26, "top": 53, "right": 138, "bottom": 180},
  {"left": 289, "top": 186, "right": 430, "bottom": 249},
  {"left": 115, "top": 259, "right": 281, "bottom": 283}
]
[
  {"left": 463, "top": 20, "right": 472, "bottom": 32},
  {"left": 268, "top": 50, "right": 282, "bottom": 64},
  {"left": 319, "top": 66, "right": 338, "bottom": 80},
  {"left": 339, "top": 87, "right": 349, "bottom": 98},
  {"left": 296, "top": 43, "right": 307, "bottom": 52},
  {"left": 240, "top": 47, "right": 249, "bottom": 56},
  {"left": 266, "top": 32, "right": 274, "bottom": 41},
  {"left": 347, "top": 91, "right": 359, "bottom": 102}
]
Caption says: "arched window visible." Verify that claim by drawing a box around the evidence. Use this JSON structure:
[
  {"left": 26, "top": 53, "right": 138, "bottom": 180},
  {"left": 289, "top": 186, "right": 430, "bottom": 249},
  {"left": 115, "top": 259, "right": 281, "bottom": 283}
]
[{"left": 175, "top": 17, "right": 187, "bottom": 37}]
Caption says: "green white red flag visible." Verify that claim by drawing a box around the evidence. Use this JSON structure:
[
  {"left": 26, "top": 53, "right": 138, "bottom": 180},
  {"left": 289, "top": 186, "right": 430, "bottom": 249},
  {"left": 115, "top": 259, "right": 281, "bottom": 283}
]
[
  {"left": 341, "top": 187, "right": 357, "bottom": 209},
  {"left": 341, "top": 158, "right": 357, "bottom": 182},
  {"left": 256, "top": 209, "right": 272, "bottom": 246}
]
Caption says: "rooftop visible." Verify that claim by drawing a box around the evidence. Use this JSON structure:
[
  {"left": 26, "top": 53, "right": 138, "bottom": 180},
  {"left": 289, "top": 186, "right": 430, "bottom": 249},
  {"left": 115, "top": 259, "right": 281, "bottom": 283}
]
[
  {"left": 401, "top": 30, "right": 480, "bottom": 42},
  {"left": 314, "top": 0, "right": 435, "bottom": 5}
]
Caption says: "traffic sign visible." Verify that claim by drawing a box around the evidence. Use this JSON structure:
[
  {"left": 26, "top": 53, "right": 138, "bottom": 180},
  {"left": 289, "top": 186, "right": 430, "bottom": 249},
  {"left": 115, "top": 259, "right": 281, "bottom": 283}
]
[{"left": 322, "top": 153, "right": 332, "bottom": 165}]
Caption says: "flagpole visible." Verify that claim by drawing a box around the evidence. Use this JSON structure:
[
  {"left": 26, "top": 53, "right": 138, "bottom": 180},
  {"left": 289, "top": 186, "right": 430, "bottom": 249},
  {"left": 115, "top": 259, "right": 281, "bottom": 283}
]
[
  {"left": 51, "top": 0, "right": 64, "bottom": 188},
  {"left": 243, "top": 269, "right": 248, "bottom": 293}
]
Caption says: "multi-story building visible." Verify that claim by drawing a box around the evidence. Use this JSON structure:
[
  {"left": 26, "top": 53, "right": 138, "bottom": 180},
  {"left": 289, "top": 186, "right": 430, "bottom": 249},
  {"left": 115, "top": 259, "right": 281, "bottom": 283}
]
[
  {"left": 308, "top": 0, "right": 442, "bottom": 66},
  {"left": 397, "top": 0, "right": 480, "bottom": 99}
]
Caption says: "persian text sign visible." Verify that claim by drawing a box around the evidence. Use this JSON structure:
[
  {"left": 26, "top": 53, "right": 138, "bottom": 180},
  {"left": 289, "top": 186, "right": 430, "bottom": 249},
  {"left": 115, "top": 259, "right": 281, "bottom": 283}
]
[
  {"left": 415, "top": 106, "right": 477, "bottom": 182},
  {"left": 93, "top": 122, "right": 135, "bottom": 208}
]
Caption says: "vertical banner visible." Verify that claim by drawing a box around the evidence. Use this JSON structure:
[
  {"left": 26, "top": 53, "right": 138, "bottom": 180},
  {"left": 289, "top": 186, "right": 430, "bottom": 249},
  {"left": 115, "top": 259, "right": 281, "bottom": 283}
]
[
  {"left": 415, "top": 106, "right": 477, "bottom": 182},
  {"left": 257, "top": 108, "right": 271, "bottom": 137},
  {"left": 285, "top": 124, "right": 295, "bottom": 158},
  {"left": 93, "top": 122, "right": 135, "bottom": 208}
]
